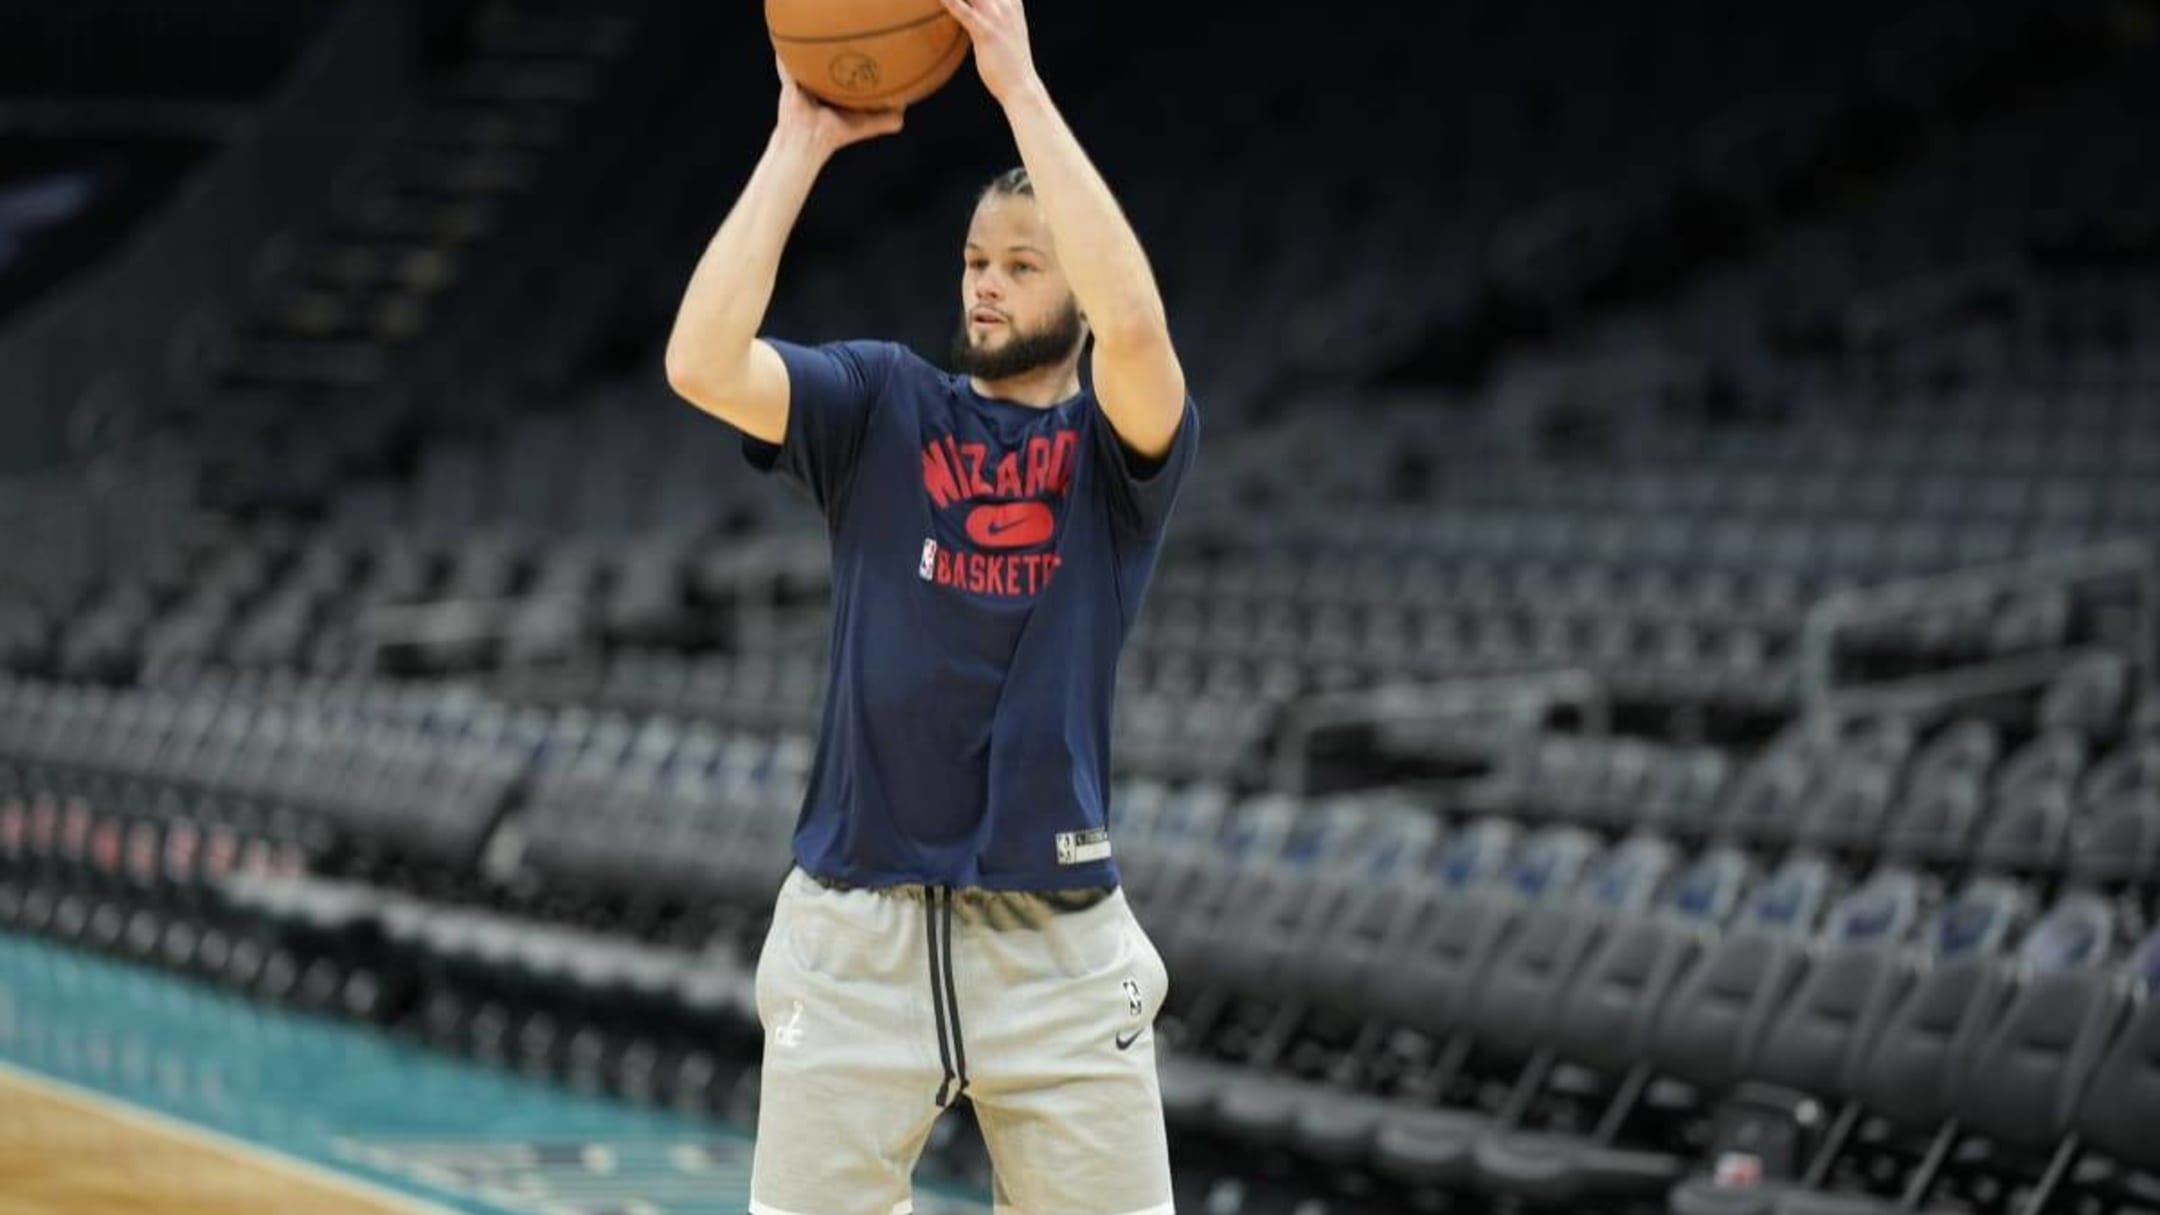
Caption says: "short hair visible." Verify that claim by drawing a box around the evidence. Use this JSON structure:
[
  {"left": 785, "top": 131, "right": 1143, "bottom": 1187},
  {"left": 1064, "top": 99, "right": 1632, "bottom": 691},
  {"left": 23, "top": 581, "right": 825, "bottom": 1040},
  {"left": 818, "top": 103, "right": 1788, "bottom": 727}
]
[{"left": 979, "top": 166, "right": 1032, "bottom": 203}]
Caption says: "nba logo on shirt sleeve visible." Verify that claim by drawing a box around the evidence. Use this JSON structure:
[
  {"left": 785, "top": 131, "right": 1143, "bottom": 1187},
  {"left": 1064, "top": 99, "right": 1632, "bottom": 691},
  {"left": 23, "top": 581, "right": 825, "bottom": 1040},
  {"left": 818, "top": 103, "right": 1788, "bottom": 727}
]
[{"left": 919, "top": 538, "right": 938, "bottom": 581}]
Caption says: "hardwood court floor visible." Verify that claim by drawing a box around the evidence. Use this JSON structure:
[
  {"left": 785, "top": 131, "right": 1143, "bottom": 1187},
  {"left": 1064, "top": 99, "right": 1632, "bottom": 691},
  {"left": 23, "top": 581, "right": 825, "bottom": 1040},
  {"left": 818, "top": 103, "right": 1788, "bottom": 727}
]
[{"left": 0, "top": 1062, "right": 448, "bottom": 1215}]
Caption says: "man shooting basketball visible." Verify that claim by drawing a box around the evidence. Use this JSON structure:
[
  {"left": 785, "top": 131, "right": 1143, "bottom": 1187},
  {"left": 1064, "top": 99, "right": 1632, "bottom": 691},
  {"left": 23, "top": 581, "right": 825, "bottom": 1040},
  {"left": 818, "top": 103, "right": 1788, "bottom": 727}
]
[{"left": 664, "top": 1, "right": 1197, "bottom": 1211}]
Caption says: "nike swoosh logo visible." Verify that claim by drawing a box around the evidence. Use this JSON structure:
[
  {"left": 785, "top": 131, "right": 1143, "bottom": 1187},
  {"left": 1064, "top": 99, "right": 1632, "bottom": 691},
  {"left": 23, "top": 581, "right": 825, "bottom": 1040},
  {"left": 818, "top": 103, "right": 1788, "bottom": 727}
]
[
  {"left": 1114, "top": 1029, "right": 1143, "bottom": 1051},
  {"left": 964, "top": 501, "right": 1054, "bottom": 549}
]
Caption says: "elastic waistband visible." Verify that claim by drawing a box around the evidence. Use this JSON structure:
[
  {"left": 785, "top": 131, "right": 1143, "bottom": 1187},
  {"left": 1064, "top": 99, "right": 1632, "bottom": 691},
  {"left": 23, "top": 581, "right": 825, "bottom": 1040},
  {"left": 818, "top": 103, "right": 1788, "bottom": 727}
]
[{"left": 803, "top": 869, "right": 1115, "bottom": 915}]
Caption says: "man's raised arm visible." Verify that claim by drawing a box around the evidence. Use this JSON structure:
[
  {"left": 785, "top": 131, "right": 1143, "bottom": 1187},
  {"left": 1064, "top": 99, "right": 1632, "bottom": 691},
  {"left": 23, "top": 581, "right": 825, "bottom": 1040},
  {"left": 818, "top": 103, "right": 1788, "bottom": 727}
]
[
  {"left": 940, "top": 0, "right": 1187, "bottom": 461},
  {"left": 664, "top": 59, "right": 903, "bottom": 444}
]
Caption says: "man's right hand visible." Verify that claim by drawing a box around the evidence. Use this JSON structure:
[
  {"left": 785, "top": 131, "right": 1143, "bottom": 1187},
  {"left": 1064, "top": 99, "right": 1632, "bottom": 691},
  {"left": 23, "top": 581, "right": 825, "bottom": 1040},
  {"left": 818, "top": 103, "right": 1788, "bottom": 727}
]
[{"left": 775, "top": 55, "right": 905, "bottom": 157}]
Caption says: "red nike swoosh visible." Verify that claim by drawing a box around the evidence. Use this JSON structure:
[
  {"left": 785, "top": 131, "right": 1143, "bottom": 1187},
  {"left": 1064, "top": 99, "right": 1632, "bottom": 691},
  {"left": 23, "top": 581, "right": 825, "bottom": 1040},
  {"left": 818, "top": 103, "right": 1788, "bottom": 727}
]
[{"left": 965, "top": 501, "right": 1054, "bottom": 549}]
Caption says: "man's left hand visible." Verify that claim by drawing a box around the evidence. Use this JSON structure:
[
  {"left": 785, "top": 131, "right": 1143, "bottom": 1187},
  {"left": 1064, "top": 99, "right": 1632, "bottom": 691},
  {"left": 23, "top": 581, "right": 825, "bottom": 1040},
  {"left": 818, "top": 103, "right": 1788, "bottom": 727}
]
[{"left": 939, "top": 0, "right": 1041, "bottom": 105}]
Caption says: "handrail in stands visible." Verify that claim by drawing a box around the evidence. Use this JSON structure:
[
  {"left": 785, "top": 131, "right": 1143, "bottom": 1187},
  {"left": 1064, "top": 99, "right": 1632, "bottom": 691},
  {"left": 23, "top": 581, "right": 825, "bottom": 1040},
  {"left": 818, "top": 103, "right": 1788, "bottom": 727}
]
[
  {"left": 1798, "top": 538, "right": 2159, "bottom": 735},
  {"left": 1270, "top": 667, "right": 1609, "bottom": 795}
]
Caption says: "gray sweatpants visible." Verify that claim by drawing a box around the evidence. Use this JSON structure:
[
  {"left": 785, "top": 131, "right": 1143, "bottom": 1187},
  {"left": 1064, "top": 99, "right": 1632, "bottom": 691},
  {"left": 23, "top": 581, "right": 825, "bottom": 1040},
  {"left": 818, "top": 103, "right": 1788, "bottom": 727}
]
[{"left": 749, "top": 865, "right": 1175, "bottom": 1215}]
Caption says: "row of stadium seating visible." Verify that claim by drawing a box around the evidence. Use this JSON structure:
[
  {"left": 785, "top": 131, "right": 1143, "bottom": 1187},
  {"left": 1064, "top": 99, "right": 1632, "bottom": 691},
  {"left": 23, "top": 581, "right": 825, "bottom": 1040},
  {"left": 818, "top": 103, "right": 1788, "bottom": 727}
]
[
  {"left": 1139, "top": 812, "right": 2160, "bottom": 1213},
  {"left": 5, "top": 669, "right": 2155, "bottom": 970},
  {"left": 6, "top": 505, "right": 2128, "bottom": 744},
  {"left": 5, "top": 697, "right": 2156, "bottom": 1211},
  {"left": 7, "top": 661, "right": 2155, "bottom": 896}
]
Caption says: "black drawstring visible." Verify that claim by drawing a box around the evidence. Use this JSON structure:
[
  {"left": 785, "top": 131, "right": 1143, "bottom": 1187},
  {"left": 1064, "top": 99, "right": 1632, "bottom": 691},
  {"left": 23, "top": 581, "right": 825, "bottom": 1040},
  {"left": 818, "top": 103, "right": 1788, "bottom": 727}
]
[
  {"left": 941, "top": 886, "right": 968, "bottom": 1103},
  {"left": 927, "top": 885, "right": 970, "bottom": 1107},
  {"left": 927, "top": 887, "right": 955, "bottom": 1105}
]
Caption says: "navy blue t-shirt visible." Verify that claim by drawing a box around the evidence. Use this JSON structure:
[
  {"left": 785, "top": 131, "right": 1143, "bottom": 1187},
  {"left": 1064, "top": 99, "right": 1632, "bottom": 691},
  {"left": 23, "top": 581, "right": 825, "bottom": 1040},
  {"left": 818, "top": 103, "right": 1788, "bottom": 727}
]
[{"left": 739, "top": 339, "right": 1198, "bottom": 891}]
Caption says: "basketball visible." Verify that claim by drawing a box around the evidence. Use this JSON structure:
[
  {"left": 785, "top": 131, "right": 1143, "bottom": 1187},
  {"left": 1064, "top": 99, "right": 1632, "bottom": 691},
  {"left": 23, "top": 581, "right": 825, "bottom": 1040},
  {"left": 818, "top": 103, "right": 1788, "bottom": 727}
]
[{"left": 766, "top": 0, "right": 970, "bottom": 111}]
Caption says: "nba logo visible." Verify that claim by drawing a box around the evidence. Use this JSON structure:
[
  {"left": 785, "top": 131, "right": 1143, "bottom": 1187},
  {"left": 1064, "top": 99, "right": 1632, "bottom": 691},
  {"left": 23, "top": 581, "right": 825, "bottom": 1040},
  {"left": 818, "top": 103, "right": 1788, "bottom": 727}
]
[{"left": 919, "top": 538, "right": 937, "bottom": 580}]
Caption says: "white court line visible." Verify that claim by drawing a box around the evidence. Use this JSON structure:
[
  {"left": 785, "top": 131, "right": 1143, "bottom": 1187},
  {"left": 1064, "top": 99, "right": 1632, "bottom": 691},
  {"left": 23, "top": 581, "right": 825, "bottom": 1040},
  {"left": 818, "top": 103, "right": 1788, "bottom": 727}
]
[{"left": 0, "top": 1058, "right": 464, "bottom": 1215}]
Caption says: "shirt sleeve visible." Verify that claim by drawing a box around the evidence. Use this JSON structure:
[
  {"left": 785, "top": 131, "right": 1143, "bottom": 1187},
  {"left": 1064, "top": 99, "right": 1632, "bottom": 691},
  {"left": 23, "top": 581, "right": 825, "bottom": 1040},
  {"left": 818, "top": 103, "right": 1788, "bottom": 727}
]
[
  {"left": 740, "top": 338, "right": 898, "bottom": 520},
  {"left": 1090, "top": 394, "right": 1200, "bottom": 538}
]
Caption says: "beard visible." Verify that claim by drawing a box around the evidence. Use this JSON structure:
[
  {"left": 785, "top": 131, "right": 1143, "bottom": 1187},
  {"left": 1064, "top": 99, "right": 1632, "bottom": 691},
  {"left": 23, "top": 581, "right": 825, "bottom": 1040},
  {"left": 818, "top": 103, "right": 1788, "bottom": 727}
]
[{"left": 948, "top": 296, "right": 1086, "bottom": 382}]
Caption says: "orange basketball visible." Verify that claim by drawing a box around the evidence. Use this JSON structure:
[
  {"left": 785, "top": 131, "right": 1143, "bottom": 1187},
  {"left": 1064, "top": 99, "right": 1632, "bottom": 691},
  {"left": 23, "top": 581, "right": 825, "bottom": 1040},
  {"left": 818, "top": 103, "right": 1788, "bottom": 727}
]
[{"left": 766, "top": 0, "right": 970, "bottom": 111}]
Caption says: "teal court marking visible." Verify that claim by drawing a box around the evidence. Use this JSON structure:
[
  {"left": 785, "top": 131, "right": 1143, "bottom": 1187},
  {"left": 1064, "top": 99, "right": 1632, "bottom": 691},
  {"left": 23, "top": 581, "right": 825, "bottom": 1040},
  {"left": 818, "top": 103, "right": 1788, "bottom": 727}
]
[{"left": 0, "top": 931, "right": 991, "bottom": 1214}]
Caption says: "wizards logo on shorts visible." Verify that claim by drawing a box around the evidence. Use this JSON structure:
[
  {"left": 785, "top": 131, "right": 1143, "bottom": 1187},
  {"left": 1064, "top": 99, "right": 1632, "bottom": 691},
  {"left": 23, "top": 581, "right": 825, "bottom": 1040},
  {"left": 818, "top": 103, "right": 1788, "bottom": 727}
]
[{"left": 918, "top": 428, "right": 1077, "bottom": 598}]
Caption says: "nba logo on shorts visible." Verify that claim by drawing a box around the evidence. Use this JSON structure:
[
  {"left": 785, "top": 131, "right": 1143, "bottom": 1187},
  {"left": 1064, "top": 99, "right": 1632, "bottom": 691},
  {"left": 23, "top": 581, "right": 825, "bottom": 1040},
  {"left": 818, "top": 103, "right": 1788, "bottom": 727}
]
[
  {"left": 919, "top": 538, "right": 937, "bottom": 580},
  {"left": 773, "top": 1000, "right": 806, "bottom": 1049}
]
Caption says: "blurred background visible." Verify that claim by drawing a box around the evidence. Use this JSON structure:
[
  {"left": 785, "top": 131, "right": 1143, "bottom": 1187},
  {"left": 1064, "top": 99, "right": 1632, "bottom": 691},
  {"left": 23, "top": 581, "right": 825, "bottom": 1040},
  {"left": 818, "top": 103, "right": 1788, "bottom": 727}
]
[{"left": 3, "top": 0, "right": 2159, "bottom": 1212}]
